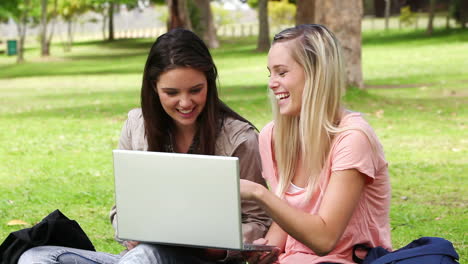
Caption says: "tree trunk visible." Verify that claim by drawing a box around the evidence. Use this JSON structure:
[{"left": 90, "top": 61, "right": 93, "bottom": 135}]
[
  {"left": 446, "top": 0, "right": 451, "bottom": 29},
  {"left": 257, "top": 0, "right": 270, "bottom": 52},
  {"left": 40, "top": 0, "right": 49, "bottom": 56},
  {"left": 459, "top": 0, "right": 468, "bottom": 29},
  {"left": 108, "top": 2, "right": 115, "bottom": 41},
  {"left": 102, "top": 13, "right": 108, "bottom": 40},
  {"left": 384, "top": 0, "right": 391, "bottom": 30},
  {"left": 193, "top": 0, "right": 219, "bottom": 48},
  {"left": 296, "top": 0, "right": 315, "bottom": 25},
  {"left": 316, "top": 0, "right": 364, "bottom": 88},
  {"left": 168, "top": 0, "right": 192, "bottom": 30},
  {"left": 65, "top": 20, "right": 73, "bottom": 52},
  {"left": 45, "top": 0, "right": 58, "bottom": 55},
  {"left": 16, "top": 22, "right": 26, "bottom": 63},
  {"left": 426, "top": 0, "right": 436, "bottom": 35},
  {"left": 15, "top": 0, "right": 31, "bottom": 63}
]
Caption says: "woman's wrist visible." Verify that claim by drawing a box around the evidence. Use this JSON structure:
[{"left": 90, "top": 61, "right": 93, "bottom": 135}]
[{"left": 253, "top": 183, "right": 267, "bottom": 202}]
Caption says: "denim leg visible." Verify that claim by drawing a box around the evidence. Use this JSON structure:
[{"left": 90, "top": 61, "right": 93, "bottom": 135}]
[
  {"left": 118, "top": 244, "right": 216, "bottom": 264},
  {"left": 18, "top": 246, "right": 120, "bottom": 264}
]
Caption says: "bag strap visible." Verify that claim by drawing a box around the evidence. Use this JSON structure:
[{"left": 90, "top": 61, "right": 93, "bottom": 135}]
[{"left": 352, "top": 244, "right": 372, "bottom": 264}]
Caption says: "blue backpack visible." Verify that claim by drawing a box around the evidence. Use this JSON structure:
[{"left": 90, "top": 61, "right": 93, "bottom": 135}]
[{"left": 353, "top": 237, "right": 460, "bottom": 264}]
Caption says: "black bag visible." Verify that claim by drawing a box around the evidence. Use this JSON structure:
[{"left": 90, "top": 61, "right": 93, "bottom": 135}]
[
  {"left": 0, "top": 209, "right": 95, "bottom": 264},
  {"left": 353, "top": 237, "right": 459, "bottom": 264}
]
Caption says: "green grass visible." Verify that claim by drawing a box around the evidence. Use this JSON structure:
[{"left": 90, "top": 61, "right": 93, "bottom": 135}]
[{"left": 0, "top": 28, "right": 466, "bottom": 260}]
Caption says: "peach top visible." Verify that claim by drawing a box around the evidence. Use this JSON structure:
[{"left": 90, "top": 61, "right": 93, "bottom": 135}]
[{"left": 259, "top": 113, "right": 392, "bottom": 264}]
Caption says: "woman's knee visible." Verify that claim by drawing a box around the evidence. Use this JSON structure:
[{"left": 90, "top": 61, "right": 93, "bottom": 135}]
[
  {"left": 119, "top": 244, "right": 175, "bottom": 263},
  {"left": 18, "top": 246, "right": 63, "bottom": 264}
]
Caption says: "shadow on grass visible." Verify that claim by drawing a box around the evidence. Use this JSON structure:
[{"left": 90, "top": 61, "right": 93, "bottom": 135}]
[
  {"left": 0, "top": 37, "right": 263, "bottom": 79},
  {"left": 2, "top": 84, "right": 269, "bottom": 119},
  {"left": 71, "top": 38, "right": 155, "bottom": 50},
  {"left": 343, "top": 87, "right": 465, "bottom": 114},
  {"left": 0, "top": 57, "right": 146, "bottom": 78},
  {"left": 363, "top": 28, "right": 468, "bottom": 46},
  {"left": 4, "top": 85, "right": 465, "bottom": 120}
]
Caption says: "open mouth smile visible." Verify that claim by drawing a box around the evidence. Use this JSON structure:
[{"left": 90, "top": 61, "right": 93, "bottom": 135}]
[
  {"left": 275, "top": 92, "right": 290, "bottom": 100},
  {"left": 177, "top": 108, "right": 194, "bottom": 114}
]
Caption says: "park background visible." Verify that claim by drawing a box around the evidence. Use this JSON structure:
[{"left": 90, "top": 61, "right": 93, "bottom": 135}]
[{"left": 0, "top": 0, "right": 467, "bottom": 262}]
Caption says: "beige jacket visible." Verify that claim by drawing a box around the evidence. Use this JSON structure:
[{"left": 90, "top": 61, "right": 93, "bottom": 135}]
[{"left": 110, "top": 108, "right": 271, "bottom": 247}]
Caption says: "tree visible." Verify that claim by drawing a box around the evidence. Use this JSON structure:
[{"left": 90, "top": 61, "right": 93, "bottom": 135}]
[
  {"left": 426, "top": 0, "right": 436, "bottom": 35},
  {"left": 296, "top": 0, "right": 314, "bottom": 25},
  {"left": 315, "top": 0, "right": 364, "bottom": 88},
  {"left": 384, "top": 0, "right": 390, "bottom": 30},
  {"left": 247, "top": 0, "right": 270, "bottom": 51},
  {"left": 257, "top": 0, "right": 269, "bottom": 51},
  {"left": 58, "top": 0, "right": 89, "bottom": 51},
  {"left": 446, "top": 0, "right": 451, "bottom": 29},
  {"left": 452, "top": 0, "right": 468, "bottom": 28},
  {"left": 108, "top": 1, "right": 115, "bottom": 40},
  {"left": 0, "top": 0, "right": 36, "bottom": 63},
  {"left": 193, "top": 0, "right": 218, "bottom": 48},
  {"left": 167, "top": 0, "right": 192, "bottom": 30},
  {"left": 39, "top": 0, "right": 59, "bottom": 56},
  {"left": 91, "top": 0, "right": 135, "bottom": 41}
]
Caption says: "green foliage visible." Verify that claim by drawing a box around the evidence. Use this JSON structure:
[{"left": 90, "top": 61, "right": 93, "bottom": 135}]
[
  {"left": 246, "top": 0, "right": 258, "bottom": 9},
  {"left": 187, "top": 0, "right": 203, "bottom": 36},
  {"left": 399, "top": 6, "right": 416, "bottom": 27},
  {"left": 154, "top": 4, "right": 168, "bottom": 26},
  {"left": 0, "top": 0, "right": 37, "bottom": 22},
  {"left": 268, "top": 0, "right": 295, "bottom": 27},
  {"left": 58, "top": 0, "right": 89, "bottom": 21},
  {"left": 149, "top": 0, "right": 165, "bottom": 4},
  {"left": 450, "top": 0, "right": 467, "bottom": 26},
  {"left": 211, "top": 2, "right": 239, "bottom": 28}
]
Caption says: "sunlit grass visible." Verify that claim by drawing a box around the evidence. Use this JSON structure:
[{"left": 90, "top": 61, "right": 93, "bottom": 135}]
[{"left": 0, "top": 29, "right": 466, "bottom": 259}]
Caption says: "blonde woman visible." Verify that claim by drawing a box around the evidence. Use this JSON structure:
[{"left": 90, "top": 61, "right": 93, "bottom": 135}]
[{"left": 240, "top": 24, "right": 392, "bottom": 264}]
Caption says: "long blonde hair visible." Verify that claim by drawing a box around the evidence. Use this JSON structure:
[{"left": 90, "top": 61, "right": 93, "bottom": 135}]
[{"left": 271, "top": 24, "right": 349, "bottom": 199}]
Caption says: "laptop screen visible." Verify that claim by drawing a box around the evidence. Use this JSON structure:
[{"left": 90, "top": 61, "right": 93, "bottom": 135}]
[{"left": 113, "top": 150, "right": 244, "bottom": 250}]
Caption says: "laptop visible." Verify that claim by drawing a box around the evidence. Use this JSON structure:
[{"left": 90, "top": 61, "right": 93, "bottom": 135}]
[{"left": 113, "top": 149, "right": 274, "bottom": 251}]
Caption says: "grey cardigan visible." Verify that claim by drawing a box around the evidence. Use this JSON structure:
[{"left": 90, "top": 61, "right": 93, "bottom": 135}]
[{"left": 110, "top": 109, "right": 271, "bottom": 247}]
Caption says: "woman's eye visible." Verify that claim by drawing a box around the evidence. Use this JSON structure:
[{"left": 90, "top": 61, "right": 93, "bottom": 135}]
[
  {"left": 279, "top": 71, "right": 287, "bottom": 77},
  {"left": 190, "top": 89, "right": 202, "bottom": 94},
  {"left": 165, "top": 91, "right": 178, "bottom": 96}
]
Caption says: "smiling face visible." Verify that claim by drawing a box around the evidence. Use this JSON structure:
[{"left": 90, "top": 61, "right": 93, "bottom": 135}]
[
  {"left": 267, "top": 41, "right": 306, "bottom": 117},
  {"left": 156, "top": 67, "right": 208, "bottom": 132}
]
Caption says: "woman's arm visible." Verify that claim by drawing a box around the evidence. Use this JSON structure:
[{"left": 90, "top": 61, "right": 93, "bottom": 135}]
[
  {"left": 264, "top": 222, "right": 288, "bottom": 251},
  {"left": 233, "top": 129, "right": 272, "bottom": 242},
  {"left": 241, "top": 168, "right": 366, "bottom": 255}
]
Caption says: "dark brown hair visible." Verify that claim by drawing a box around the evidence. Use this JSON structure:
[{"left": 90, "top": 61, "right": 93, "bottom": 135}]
[{"left": 140, "top": 28, "right": 253, "bottom": 154}]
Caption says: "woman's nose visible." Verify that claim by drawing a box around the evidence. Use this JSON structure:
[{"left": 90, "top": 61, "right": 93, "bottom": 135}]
[
  {"left": 269, "top": 77, "right": 278, "bottom": 90},
  {"left": 178, "top": 95, "right": 192, "bottom": 108}
]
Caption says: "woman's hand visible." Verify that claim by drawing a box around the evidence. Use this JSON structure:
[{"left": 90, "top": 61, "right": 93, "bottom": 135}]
[
  {"left": 200, "top": 248, "right": 227, "bottom": 260},
  {"left": 240, "top": 179, "right": 263, "bottom": 201},
  {"left": 243, "top": 238, "right": 281, "bottom": 264},
  {"left": 124, "top": 240, "right": 140, "bottom": 250}
]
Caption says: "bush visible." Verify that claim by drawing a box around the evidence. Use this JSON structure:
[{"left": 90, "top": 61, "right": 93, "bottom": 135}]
[
  {"left": 269, "top": 0, "right": 295, "bottom": 28},
  {"left": 399, "top": 6, "right": 416, "bottom": 27}
]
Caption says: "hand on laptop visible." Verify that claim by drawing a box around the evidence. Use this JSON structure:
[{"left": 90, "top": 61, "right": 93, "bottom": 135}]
[
  {"left": 200, "top": 248, "right": 227, "bottom": 260},
  {"left": 242, "top": 238, "right": 281, "bottom": 264},
  {"left": 124, "top": 240, "right": 140, "bottom": 250}
]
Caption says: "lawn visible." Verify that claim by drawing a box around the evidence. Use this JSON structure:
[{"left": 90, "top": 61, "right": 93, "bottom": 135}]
[{"left": 0, "top": 28, "right": 466, "bottom": 261}]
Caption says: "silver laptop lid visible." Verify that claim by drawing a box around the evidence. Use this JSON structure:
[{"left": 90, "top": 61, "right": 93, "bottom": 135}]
[{"left": 113, "top": 150, "right": 243, "bottom": 250}]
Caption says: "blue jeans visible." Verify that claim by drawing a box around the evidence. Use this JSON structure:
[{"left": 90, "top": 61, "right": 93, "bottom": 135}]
[
  {"left": 18, "top": 246, "right": 120, "bottom": 264},
  {"left": 119, "top": 244, "right": 217, "bottom": 264},
  {"left": 18, "top": 244, "right": 219, "bottom": 264}
]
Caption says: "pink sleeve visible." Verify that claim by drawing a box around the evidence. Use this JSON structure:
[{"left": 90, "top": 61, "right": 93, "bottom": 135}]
[
  {"left": 259, "top": 122, "right": 278, "bottom": 190},
  {"left": 331, "top": 130, "right": 377, "bottom": 182}
]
